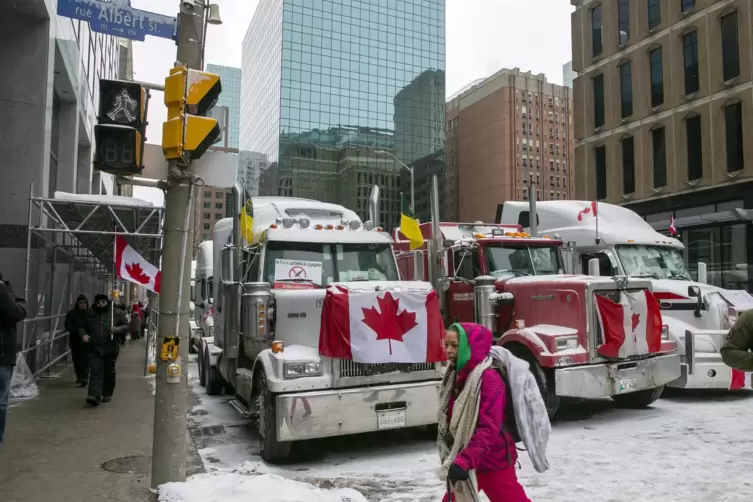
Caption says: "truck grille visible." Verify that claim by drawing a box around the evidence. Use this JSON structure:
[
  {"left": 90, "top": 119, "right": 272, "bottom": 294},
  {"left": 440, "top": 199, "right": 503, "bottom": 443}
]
[{"left": 339, "top": 360, "right": 434, "bottom": 378}]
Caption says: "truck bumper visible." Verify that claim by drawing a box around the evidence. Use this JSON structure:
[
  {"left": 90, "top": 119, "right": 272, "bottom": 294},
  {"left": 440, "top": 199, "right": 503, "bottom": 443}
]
[
  {"left": 554, "top": 353, "right": 681, "bottom": 399},
  {"left": 668, "top": 355, "right": 732, "bottom": 389},
  {"left": 275, "top": 380, "right": 441, "bottom": 442}
]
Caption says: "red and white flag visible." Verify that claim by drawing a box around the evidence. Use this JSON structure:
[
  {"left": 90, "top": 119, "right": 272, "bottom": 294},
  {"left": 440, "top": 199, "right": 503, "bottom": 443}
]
[
  {"left": 669, "top": 216, "right": 677, "bottom": 236},
  {"left": 319, "top": 286, "right": 446, "bottom": 363},
  {"left": 729, "top": 369, "right": 753, "bottom": 390},
  {"left": 577, "top": 201, "right": 598, "bottom": 221},
  {"left": 115, "top": 235, "right": 161, "bottom": 294},
  {"left": 594, "top": 289, "right": 662, "bottom": 359}
]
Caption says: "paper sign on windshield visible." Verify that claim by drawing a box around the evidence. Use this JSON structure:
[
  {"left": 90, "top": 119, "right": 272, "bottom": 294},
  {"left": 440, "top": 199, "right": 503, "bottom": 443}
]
[{"left": 274, "top": 259, "right": 323, "bottom": 290}]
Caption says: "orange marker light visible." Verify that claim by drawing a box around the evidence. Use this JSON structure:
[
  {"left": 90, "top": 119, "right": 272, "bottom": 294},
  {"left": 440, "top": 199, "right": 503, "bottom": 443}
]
[{"left": 271, "top": 341, "right": 284, "bottom": 353}]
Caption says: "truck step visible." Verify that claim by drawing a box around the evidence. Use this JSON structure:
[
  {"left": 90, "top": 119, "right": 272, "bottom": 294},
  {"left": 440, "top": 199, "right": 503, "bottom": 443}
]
[{"left": 229, "top": 398, "right": 253, "bottom": 419}]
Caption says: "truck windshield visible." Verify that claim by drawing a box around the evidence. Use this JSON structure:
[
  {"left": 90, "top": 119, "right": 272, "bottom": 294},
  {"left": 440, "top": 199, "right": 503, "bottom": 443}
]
[
  {"left": 264, "top": 241, "right": 399, "bottom": 288},
  {"left": 484, "top": 244, "right": 564, "bottom": 278},
  {"left": 615, "top": 245, "right": 691, "bottom": 280}
]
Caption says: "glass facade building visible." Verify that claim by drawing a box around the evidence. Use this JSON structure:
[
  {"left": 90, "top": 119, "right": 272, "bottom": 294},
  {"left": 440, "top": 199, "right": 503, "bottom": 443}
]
[
  {"left": 207, "top": 64, "right": 241, "bottom": 149},
  {"left": 241, "top": 0, "right": 446, "bottom": 229}
]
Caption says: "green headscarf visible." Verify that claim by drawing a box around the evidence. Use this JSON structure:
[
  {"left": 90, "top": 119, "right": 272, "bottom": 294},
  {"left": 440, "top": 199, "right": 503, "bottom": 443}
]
[{"left": 451, "top": 323, "right": 472, "bottom": 372}]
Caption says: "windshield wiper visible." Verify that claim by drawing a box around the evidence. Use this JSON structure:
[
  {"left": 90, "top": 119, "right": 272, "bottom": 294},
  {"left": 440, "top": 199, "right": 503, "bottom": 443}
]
[
  {"left": 633, "top": 273, "right": 662, "bottom": 280},
  {"left": 275, "top": 278, "right": 321, "bottom": 287}
]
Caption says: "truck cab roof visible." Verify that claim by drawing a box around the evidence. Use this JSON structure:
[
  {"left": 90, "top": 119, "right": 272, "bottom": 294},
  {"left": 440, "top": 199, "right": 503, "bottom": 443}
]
[{"left": 393, "top": 221, "right": 562, "bottom": 247}]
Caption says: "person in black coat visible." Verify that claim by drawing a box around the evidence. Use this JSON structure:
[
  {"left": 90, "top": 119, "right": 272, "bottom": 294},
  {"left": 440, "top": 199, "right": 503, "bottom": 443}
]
[
  {"left": 84, "top": 294, "right": 129, "bottom": 406},
  {"left": 0, "top": 275, "right": 27, "bottom": 444},
  {"left": 64, "top": 294, "right": 91, "bottom": 387}
]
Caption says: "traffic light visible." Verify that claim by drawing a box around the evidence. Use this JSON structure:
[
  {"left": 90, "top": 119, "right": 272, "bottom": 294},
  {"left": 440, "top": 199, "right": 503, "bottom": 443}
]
[
  {"left": 94, "top": 80, "right": 148, "bottom": 175},
  {"left": 162, "top": 66, "right": 222, "bottom": 165}
]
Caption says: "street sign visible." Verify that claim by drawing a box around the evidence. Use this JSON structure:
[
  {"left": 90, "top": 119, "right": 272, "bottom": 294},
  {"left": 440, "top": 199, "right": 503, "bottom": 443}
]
[{"left": 57, "top": 0, "right": 177, "bottom": 42}]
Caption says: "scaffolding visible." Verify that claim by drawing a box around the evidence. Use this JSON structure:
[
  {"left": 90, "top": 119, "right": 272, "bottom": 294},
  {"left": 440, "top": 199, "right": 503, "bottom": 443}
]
[{"left": 21, "top": 184, "right": 164, "bottom": 378}]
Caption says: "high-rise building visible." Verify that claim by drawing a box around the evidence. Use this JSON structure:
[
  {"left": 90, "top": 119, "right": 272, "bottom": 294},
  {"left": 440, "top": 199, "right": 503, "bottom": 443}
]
[
  {"left": 241, "top": 0, "right": 446, "bottom": 229},
  {"left": 0, "top": 3, "right": 124, "bottom": 315},
  {"left": 571, "top": 0, "right": 752, "bottom": 290},
  {"left": 446, "top": 68, "right": 574, "bottom": 223},
  {"left": 206, "top": 64, "right": 241, "bottom": 149},
  {"left": 562, "top": 61, "right": 575, "bottom": 88}
]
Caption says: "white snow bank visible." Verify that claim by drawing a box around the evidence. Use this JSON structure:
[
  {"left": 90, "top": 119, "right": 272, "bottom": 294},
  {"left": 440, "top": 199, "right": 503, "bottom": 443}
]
[
  {"left": 54, "top": 191, "right": 157, "bottom": 208},
  {"left": 158, "top": 472, "right": 367, "bottom": 502}
]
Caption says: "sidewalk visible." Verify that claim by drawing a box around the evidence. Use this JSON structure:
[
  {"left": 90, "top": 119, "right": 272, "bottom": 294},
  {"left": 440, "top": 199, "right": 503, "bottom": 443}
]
[{"left": 0, "top": 339, "right": 203, "bottom": 502}]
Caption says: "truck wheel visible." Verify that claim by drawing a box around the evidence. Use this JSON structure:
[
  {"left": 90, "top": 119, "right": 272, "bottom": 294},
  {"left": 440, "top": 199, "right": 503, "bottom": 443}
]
[
  {"left": 189, "top": 337, "right": 198, "bottom": 354},
  {"left": 256, "top": 371, "right": 292, "bottom": 463},
  {"left": 611, "top": 386, "right": 664, "bottom": 408},
  {"left": 197, "top": 345, "right": 207, "bottom": 387},
  {"left": 205, "top": 349, "right": 224, "bottom": 396},
  {"left": 505, "top": 344, "right": 560, "bottom": 419}
]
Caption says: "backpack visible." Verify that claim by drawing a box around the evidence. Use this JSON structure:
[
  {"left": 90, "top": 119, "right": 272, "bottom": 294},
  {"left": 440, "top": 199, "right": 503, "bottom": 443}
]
[{"left": 489, "top": 346, "right": 551, "bottom": 473}]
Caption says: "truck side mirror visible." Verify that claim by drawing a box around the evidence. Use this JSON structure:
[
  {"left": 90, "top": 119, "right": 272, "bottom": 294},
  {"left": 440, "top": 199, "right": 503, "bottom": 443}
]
[
  {"left": 688, "top": 285, "right": 703, "bottom": 318},
  {"left": 221, "top": 245, "right": 234, "bottom": 283}
]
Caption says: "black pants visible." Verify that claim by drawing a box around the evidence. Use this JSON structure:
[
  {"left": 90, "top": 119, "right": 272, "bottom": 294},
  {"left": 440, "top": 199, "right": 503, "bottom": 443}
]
[
  {"left": 88, "top": 352, "right": 118, "bottom": 399},
  {"left": 70, "top": 340, "right": 89, "bottom": 382}
]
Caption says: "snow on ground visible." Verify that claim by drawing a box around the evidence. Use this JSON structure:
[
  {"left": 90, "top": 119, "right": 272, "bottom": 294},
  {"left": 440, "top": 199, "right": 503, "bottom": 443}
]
[
  {"left": 185, "top": 359, "right": 753, "bottom": 502},
  {"left": 158, "top": 472, "right": 367, "bottom": 502}
]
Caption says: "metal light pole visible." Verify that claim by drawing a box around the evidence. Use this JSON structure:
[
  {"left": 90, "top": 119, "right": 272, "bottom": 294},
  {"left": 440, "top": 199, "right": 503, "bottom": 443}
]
[
  {"left": 375, "top": 150, "right": 414, "bottom": 215},
  {"left": 150, "top": 0, "right": 221, "bottom": 489}
]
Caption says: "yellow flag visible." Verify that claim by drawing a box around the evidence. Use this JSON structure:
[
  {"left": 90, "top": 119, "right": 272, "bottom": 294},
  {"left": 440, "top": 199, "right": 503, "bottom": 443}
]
[
  {"left": 400, "top": 193, "right": 423, "bottom": 250},
  {"left": 240, "top": 198, "right": 254, "bottom": 243}
]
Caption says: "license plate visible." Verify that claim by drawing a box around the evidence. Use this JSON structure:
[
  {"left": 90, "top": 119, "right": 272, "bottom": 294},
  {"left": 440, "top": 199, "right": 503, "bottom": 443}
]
[
  {"left": 377, "top": 409, "right": 406, "bottom": 430},
  {"left": 619, "top": 378, "right": 638, "bottom": 393}
]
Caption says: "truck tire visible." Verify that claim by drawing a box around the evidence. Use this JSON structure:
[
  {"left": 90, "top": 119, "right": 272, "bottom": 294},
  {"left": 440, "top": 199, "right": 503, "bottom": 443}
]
[
  {"left": 256, "top": 371, "right": 292, "bottom": 463},
  {"left": 189, "top": 337, "right": 198, "bottom": 354},
  {"left": 205, "top": 349, "right": 224, "bottom": 396},
  {"left": 611, "top": 386, "right": 664, "bottom": 408},
  {"left": 197, "top": 344, "right": 207, "bottom": 387},
  {"left": 505, "top": 344, "right": 560, "bottom": 419}
]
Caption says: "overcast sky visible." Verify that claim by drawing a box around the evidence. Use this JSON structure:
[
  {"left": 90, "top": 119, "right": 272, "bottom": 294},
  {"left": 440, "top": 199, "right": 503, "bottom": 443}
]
[{"left": 130, "top": 0, "right": 574, "bottom": 204}]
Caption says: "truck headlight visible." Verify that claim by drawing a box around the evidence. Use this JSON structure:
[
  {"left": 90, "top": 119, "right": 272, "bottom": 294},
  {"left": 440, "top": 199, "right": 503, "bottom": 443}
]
[
  {"left": 555, "top": 336, "right": 578, "bottom": 351},
  {"left": 283, "top": 361, "right": 322, "bottom": 379}
]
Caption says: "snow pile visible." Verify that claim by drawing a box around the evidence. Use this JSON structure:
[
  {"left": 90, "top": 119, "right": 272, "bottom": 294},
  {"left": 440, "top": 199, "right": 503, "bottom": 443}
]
[
  {"left": 9, "top": 352, "right": 39, "bottom": 399},
  {"left": 158, "top": 472, "right": 367, "bottom": 502},
  {"left": 54, "top": 191, "right": 157, "bottom": 207}
]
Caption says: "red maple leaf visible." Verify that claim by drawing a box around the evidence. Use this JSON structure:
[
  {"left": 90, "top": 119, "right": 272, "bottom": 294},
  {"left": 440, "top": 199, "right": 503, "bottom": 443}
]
[
  {"left": 361, "top": 292, "right": 418, "bottom": 354},
  {"left": 631, "top": 312, "right": 640, "bottom": 332},
  {"left": 125, "top": 262, "right": 151, "bottom": 285}
]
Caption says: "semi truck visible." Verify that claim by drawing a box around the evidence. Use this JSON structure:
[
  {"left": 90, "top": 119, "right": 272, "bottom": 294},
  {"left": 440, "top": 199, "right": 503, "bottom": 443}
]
[
  {"left": 198, "top": 183, "right": 442, "bottom": 462},
  {"left": 498, "top": 199, "right": 753, "bottom": 390},
  {"left": 393, "top": 178, "right": 681, "bottom": 418},
  {"left": 191, "top": 241, "right": 214, "bottom": 358}
]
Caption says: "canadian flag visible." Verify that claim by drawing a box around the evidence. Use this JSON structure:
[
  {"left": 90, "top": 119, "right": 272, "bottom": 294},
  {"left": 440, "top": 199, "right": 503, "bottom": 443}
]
[
  {"left": 115, "top": 236, "right": 161, "bottom": 294},
  {"left": 577, "top": 201, "right": 598, "bottom": 221},
  {"left": 669, "top": 216, "right": 677, "bottom": 236},
  {"left": 319, "top": 286, "right": 446, "bottom": 364},
  {"left": 594, "top": 289, "right": 662, "bottom": 359},
  {"left": 729, "top": 369, "right": 753, "bottom": 390}
]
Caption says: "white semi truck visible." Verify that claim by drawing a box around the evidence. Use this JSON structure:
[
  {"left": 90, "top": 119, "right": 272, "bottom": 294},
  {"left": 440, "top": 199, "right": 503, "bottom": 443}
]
[
  {"left": 199, "top": 184, "right": 442, "bottom": 462},
  {"left": 191, "top": 241, "right": 214, "bottom": 356},
  {"left": 499, "top": 199, "right": 753, "bottom": 390}
]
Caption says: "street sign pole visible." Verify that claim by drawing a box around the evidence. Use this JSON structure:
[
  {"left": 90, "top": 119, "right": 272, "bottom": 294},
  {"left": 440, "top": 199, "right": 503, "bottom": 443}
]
[{"left": 150, "top": 2, "right": 203, "bottom": 490}]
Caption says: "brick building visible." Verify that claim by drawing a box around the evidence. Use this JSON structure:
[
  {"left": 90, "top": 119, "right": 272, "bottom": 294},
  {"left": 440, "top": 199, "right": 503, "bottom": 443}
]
[{"left": 446, "top": 68, "right": 574, "bottom": 223}]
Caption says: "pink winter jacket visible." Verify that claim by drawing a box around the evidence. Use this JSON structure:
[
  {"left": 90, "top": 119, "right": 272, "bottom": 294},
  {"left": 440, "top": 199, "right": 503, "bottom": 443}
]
[{"left": 449, "top": 322, "right": 517, "bottom": 472}]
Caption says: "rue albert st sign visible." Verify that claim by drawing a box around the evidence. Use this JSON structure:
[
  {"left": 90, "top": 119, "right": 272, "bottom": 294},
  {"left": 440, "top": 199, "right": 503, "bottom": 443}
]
[{"left": 57, "top": 0, "right": 177, "bottom": 42}]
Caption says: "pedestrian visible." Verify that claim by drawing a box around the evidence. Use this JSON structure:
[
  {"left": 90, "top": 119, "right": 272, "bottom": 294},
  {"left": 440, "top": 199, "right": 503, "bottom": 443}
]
[
  {"left": 721, "top": 309, "right": 753, "bottom": 371},
  {"left": 0, "top": 274, "right": 28, "bottom": 444},
  {"left": 139, "top": 302, "right": 147, "bottom": 339},
  {"left": 64, "top": 295, "right": 91, "bottom": 387},
  {"left": 115, "top": 303, "right": 129, "bottom": 345},
  {"left": 130, "top": 302, "right": 142, "bottom": 341},
  {"left": 83, "top": 294, "right": 129, "bottom": 406},
  {"left": 438, "top": 322, "right": 530, "bottom": 502}
]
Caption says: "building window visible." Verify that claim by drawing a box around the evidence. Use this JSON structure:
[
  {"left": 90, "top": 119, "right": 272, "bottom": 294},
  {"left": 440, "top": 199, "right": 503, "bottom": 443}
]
[
  {"left": 622, "top": 137, "right": 635, "bottom": 195},
  {"left": 721, "top": 11, "right": 740, "bottom": 82},
  {"left": 648, "top": 0, "right": 661, "bottom": 29},
  {"left": 652, "top": 127, "right": 667, "bottom": 188},
  {"left": 619, "top": 62, "right": 633, "bottom": 118},
  {"left": 681, "top": 0, "right": 695, "bottom": 13},
  {"left": 618, "top": 0, "right": 630, "bottom": 44},
  {"left": 203, "top": 202, "right": 211, "bottom": 209},
  {"left": 724, "top": 102, "right": 743, "bottom": 173},
  {"left": 204, "top": 191, "right": 212, "bottom": 198},
  {"left": 203, "top": 212, "right": 210, "bottom": 219},
  {"left": 215, "top": 202, "right": 224, "bottom": 210},
  {"left": 686, "top": 115, "right": 703, "bottom": 181},
  {"left": 649, "top": 47, "right": 664, "bottom": 107},
  {"left": 591, "top": 5, "right": 603, "bottom": 57},
  {"left": 203, "top": 223, "right": 210, "bottom": 230},
  {"left": 593, "top": 73, "right": 605, "bottom": 128},
  {"left": 683, "top": 30, "right": 699, "bottom": 95},
  {"left": 595, "top": 146, "right": 607, "bottom": 200}
]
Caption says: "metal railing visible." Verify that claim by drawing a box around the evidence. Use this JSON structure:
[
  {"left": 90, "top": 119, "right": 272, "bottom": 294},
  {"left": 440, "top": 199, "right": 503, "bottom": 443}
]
[{"left": 20, "top": 314, "right": 71, "bottom": 378}]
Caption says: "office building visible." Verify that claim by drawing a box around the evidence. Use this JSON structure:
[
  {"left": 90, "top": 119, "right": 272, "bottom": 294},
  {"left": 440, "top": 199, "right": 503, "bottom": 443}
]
[
  {"left": 0, "top": 1, "right": 123, "bottom": 301},
  {"left": 447, "top": 68, "right": 574, "bottom": 223},
  {"left": 241, "top": 0, "right": 446, "bottom": 229},
  {"left": 207, "top": 64, "right": 241, "bottom": 150},
  {"left": 571, "top": 0, "right": 753, "bottom": 290},
  {"left": 563, "top": 61, "right": 575, "bottom": 87}
]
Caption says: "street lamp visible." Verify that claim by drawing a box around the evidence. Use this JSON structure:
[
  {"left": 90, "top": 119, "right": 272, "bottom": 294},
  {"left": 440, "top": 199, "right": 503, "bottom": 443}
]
[{"left": 374, "top": 150, "right": 414, "bottom": 215}]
